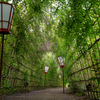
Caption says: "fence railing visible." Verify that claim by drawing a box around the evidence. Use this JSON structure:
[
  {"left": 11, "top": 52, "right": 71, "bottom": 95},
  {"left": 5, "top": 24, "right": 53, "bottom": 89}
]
[
  {"left": 68, "top": 37, "right": 100, "bottom": 99},
  {"left": 0, "top": 34, "right": 60, "bottom": 94}
]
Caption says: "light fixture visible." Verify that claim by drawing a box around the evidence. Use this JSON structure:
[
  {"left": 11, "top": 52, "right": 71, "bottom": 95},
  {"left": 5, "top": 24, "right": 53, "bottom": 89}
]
[{"left": 0, "top": 2, "right": 14, "bottom": 34}]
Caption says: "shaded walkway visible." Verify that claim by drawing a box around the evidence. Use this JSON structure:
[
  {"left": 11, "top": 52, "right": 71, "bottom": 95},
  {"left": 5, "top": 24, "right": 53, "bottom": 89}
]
[{"left": 1, "top": 87, "right": 89, "bottom": 100}]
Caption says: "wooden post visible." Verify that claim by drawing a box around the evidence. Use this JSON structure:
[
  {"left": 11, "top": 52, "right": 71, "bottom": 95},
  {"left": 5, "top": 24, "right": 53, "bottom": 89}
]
[
  {"left": 44, "top": 73, "right": 46, "bottom": 88},
  {"left": 0, "top": 34, "right": 4, "bottom": 88},
  {"left": 62, "top": 67, "right": 64, "bottom": 93}
]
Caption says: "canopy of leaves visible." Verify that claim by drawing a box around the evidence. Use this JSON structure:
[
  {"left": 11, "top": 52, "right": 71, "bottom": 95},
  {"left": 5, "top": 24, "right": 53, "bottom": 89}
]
[{"left": 0, "top": 0, "right": 100, "bottom": 89}]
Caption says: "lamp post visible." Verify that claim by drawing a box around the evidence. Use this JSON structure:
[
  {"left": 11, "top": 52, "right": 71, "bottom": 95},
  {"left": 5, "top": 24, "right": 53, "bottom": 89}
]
[
  {"left": 44, "top": 66, "right": 49, "bottom": 88},
  {"left": 0, "top": 2, "right": 14, "bottom": 87},
  {"left": 57, "top": 56, "right": 65, "bottom": 93}
]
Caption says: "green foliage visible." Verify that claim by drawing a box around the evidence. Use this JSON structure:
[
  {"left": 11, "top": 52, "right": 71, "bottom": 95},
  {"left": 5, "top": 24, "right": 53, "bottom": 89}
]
[
  {"left": 0, "top": 0, "right": 100, "bottom": 98},
  {"left": 89, "top": 77, "right": 96, "bottom": 81}
]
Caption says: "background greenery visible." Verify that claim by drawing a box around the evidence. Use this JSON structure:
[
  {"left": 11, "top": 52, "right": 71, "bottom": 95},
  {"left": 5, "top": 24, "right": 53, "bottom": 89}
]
[{"left": 0, "top": 0, "right": 100, "bottom": 99}]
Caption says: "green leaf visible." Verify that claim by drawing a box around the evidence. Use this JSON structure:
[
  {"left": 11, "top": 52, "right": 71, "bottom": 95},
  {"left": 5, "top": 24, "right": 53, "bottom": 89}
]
[{"left": 89, "top": 77, "right": 96, "bottom": 81}]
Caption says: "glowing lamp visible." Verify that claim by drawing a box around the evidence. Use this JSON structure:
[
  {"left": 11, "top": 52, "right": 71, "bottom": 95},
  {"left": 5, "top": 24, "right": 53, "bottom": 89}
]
[
  {"left": 57, "top": 56, "right": 65, "bottom": 67},
  {"left": 59, "top": 75, "right": 61, "bottom": 79},
  {"left": 44, "top": 66, "right": 49, "bottom": 73},
  {"left": 0, "top": 2, "right": 14, "bottom": 34}
]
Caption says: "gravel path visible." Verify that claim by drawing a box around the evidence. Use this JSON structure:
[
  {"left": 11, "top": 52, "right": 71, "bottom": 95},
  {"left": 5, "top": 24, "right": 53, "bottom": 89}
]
[{"left": 0, "top": 87, "right": 89, "bottom": 100}]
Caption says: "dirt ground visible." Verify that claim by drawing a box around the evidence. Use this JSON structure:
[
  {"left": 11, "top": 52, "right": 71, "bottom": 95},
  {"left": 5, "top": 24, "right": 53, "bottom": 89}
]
[{"left": 0, "top": 87, "right": 90, "bottom": 100}]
